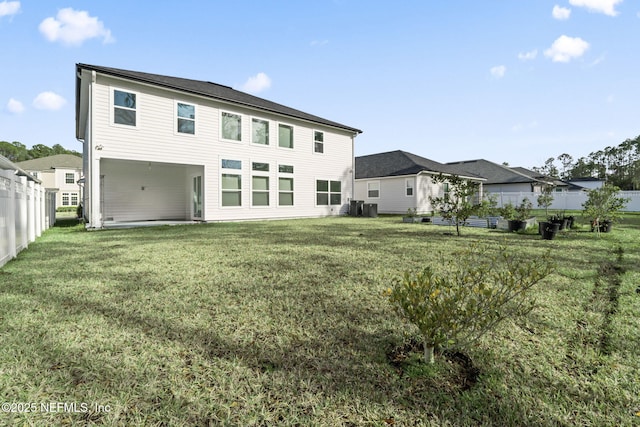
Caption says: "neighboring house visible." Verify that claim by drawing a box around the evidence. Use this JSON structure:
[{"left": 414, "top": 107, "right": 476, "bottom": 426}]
[
  {"left": 446, "top": 159, "right": 554, "bottom": 193},
  {"left": 354, "top": 150, "right": 484, "bottom": 214},
  {"left": 75, "top": 64, "right": 362, "bottom": 228},
  {"left": 567, "top": 177, "right": 604, "bottom": 190},
  {"left": 16, "top": 154, "right": 83, "bottom": 208},
  {"left": 509, "top": 166, "right": 583, "bottom": 192}
]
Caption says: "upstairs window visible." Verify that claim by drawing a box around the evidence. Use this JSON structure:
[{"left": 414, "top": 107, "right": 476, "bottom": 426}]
[
  {"left": 65, "top": 173, "right": 75, "bottom": 184},
  {"left": 252, "top": 118, "right": 269, "bottom": 145},
  {"left": 113, "top": 89, "right": 137, "bottom": 126},
  {"left": 222, "top": 112, "right": 242, "bottom": 141},
  {"left": 278, "top": 124, "right": 293, "bottom": 149},
  {"left": 177, "top": 102, "right": 195, "bottom": 134},
  {"left": 314, "top": 131, "right": 324, "bottom": 153}
]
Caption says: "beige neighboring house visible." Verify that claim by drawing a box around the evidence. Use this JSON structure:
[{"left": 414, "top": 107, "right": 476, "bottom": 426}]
[{"left": 16, "top": 154, "right": 83, "bottom": 209}]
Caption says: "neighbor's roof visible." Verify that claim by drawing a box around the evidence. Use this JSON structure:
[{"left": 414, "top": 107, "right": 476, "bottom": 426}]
[
  {"left": 510, "top": 166, "right": 566, "bottom": 187},
  {"left": 446, "top": 159, "right": 551, "bottom": 185},
  {"left": 76, "top": 63, "right": 362, "bottom": 136},
  {"left": 355, "top": 150, "right": 484, "bottom": 180},
  {"left": 16, "top": 154, "right": 82, "bottom": 171}
]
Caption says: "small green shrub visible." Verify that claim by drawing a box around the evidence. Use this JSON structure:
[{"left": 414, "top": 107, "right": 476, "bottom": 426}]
[
  {"left": 56, "top": 206, "right": 78, "bottom": 213},
  {"left": 387, "top": 242, "right": 554, "bottom": 364}
]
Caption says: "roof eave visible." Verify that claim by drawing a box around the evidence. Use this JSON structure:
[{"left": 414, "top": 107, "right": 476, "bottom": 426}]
[{"left": 77, "top": 63, "right": 363, "bottom": 136}]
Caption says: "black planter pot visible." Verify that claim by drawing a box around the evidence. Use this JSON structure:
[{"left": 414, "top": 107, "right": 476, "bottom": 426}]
[
  {"left": 508, "top": 220, "right": 527, "bottom": 232},
  {"left": 551, "top": 218, "right": 568, "bottom": 230},
  {"left": 541, "top": 222, "right": 560, "bottom": 240},
  {"left": 600, "top": 221, "right": 612, "bottom": 233},
  {"left": 566, "top": 216, "right": 575, "bottom": 229}
]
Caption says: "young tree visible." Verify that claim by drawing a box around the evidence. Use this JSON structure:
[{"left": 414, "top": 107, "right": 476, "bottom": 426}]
[
  {"left": 582, "top": 185, "right": 630, "bottom": 235},
  {"left": 429, "top": 174, "right": 481, "bottom": 237},
  {"left": 387, "top": 242, "right": 554, "bottom": 363},
  {"left": 537, "top": 184, "right": 555, "bottom": 217}
]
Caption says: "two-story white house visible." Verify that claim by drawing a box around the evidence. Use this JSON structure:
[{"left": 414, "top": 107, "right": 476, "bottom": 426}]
[
  {"left": 75, "top": 64, "right": 361, "bottom": 228},
  {"left": 16, "top": 154, "right": 83, "bottom": 209}
]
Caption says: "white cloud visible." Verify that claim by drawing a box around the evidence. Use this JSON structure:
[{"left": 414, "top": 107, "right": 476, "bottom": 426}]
[
  {"left": 490, "top": 65, "right": 506, "bottom": 79},
  {"left": 569, "top": 0, "right": 622, "bottom": 16},
  {"left": 39, "top": 8, "right": 114, "bottom": 46},
  {"left": 552, "top": 5, "right": 572, "bottom": 19},
  {"left": 0, "top": 1, "right": 20, "bottom": 18},
  {"left": 544, "top": 35, "right": 589, "bottom": 62},
  {"left": 518, "top": 49, "right": 538, "bottom": 61},
  {"left": 241, "top": 72, "right": 272, "bottom": 94},
  {"left": 6, "top": 98, "right": 24, "bottom": 114},
  {"left": 33, "top": 92, "right": 67, "bottom": 111}
]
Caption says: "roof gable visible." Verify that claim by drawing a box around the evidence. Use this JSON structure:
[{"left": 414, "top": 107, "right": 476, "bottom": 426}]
[
  {"left": 76, "top": 64, "right": 362, "bottom": 136},
  {"left": 355, "top": 150, "right": 483, "bottom": 180}
]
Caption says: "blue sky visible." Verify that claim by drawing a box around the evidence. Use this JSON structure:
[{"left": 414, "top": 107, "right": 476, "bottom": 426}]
[{"left": 1, "top": 0, "right": 639, "bottom": 169}]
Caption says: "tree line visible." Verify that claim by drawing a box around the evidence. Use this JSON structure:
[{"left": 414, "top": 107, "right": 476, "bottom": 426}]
[
  {"left": 0, "top": 141, "right": 81, "bottom": 163},
  {"left": 533, "top": 134, "right": 640, "bottom": 190}
]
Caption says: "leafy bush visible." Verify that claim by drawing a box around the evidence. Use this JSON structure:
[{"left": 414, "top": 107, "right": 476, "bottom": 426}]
[
  {"left": 582, "top": 185, "right": 630, "bottom": 232},
  {"left": 387, "top": 242, "right": 554, "bottom": 363}
]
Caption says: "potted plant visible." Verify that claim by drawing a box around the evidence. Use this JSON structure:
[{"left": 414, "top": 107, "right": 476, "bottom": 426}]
[
  {"left": 582, "top": 185, "right": 630, "bottom": 234},
  {"left": 508, "top": 198, "right": 533, "bottom": 232},
  {"left": 548, "top": 212, "right": 569, "bottom": 231},
  {"left": 539, "top": 221, "right": 560, "bottom": 240},
  {"left": 537, "top": 185, "right": 555, "bottom": 218},
  {"left": 478, "top": 193, "right": 500, "bottom": 229}
]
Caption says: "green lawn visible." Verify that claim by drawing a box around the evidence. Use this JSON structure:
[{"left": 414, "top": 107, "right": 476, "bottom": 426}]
[{"left": 1, "top": 216, "right": 639, "bottom": 426}]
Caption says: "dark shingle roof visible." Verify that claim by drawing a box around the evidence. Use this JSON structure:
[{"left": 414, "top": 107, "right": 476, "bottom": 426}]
[
  {"left": 76, "top": 64, "right": 362, "bottom": 135},
  {"left": 16, "top": 154, "right": 82, "bottom": 171},
  {"left": 446, "top": 159, "right": 548, "bottom": 185},
  {"left": 355, "top": 150, "right": 483, "bottom": 180}
]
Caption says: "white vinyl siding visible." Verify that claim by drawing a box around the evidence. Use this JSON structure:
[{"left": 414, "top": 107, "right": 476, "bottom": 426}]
[{"left": 84, "top": 72, "right": 356, "bottom": 223}]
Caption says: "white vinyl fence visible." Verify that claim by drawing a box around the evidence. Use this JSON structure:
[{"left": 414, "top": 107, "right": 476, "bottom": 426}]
[
  {"left": 491, "top": 191, "right": 640, "bottom": 212},
  {"left": 1, "top": 156, "right": 56, "bottom": 268}
]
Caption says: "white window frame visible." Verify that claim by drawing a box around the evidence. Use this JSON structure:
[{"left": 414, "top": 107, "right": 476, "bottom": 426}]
[
  {"left": 221, "top": 111, "right": 243, "bottom": 143},
  {"left": 65, "top": 173, "right": 75, "bottom": 184},
  {"left": 175, "top": 101, "right": 196, "bottom": 136},
  {"left": 313, "top": 130, "right": 324, "bottom": 154},
  {"left": 277, "top": 123, "right": 294, "bottom": 150},
  {"left": 251, "top": 161, "right": 270, "bottom": 208},
  {"left": 405, "top": 178, "right": 414, "bottom": 197},
  {"left": 277, "top": 164, "right": 294, "bottom": 207},
  {"left": 367, "top": 181, "right": 380, "bottom": 199},
  {"left": 251, "top": 117, "right": 270, "bottom": 146},
  {"left": 110, "top": 87, "right": 139, "bottom": 129},
  {"left": 220, "top": 158, "right": 243, "bottom": 208},
  {"left": 61, "top": 192, "right": 70, "bottom": 206}
]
